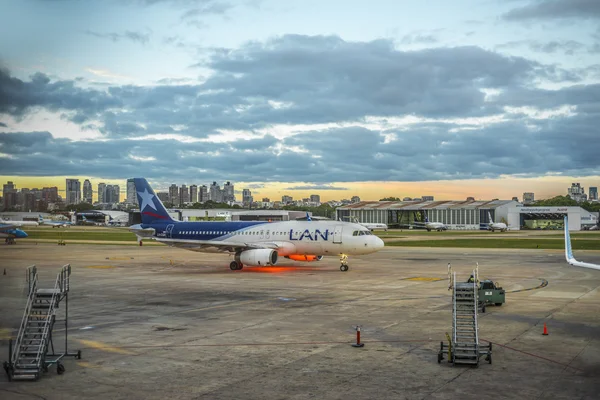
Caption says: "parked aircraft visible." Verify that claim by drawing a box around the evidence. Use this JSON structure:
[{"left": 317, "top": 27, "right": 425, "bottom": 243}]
[
  {"left": 0, "top": 219, "right": 38, "bottom": 227},
  {"left": 130, "top": 178, "right": 385, "bottom": 271},
  {"left": 343, "top": 216, "right": 388, "bottom": 231},
  {"left": 564, "top": 216, "right": 600, "bottom": 270},
  {"left": 0, "top": 223, "right": 28, "bottom": 244},
  {"left": 413, "top": 216, "right": 447, "bottom": 232},
  {"left": 38, "top": 215, "right": 72, "bottom": 228},
  {"left": 487, "top": 212, "right": 507, "bottom": 232}
]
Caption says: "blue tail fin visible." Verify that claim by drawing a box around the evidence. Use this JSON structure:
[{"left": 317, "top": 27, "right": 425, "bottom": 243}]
[
  {"left": 306, "top": 212, "right": 312, "bottom": 221},
  {"left": 133, "top": 178, "right": 176, "bottom": 224}
]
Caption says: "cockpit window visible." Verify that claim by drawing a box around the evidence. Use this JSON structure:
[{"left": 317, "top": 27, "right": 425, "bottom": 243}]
[{"left": 353, "top": 231, "right": 359, "bottom": 236}]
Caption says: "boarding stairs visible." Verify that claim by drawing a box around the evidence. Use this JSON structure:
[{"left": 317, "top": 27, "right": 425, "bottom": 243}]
[
  {"left": 438, "top": 264, "right": 492, "bottom": 366},
  {"left": 3, "top": 265, "right": 81, "bottom": 381},
  {"left": 452, "top": 275, "right": 479, "bottom": 365}
]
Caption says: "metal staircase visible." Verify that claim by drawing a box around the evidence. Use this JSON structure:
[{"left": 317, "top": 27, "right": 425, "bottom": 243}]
[
  {"left": 3, "top": 265, "right": 81, "bottom": 381},
  {"left": 438, "top": 264, "right": 492, "bottom": 367},
  {"left": 452, "top": 273, "right": 479, "bottom": 365}
]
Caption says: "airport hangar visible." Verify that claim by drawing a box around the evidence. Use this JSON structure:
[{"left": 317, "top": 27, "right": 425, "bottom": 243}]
[{"left": 336, "top": 200, "right": 598, "bottom": 230}]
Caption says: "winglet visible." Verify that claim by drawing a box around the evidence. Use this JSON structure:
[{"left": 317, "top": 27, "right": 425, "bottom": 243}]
[
  {"left": 564, "top": 215, "right": 574, "bottom": 262},
  {"left": 306, "top": 212, "right": 312, "bottom": 221}
]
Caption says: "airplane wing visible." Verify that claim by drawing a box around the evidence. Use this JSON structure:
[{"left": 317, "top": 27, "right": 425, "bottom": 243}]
[
  {"left": 564, "top": 216, "right": 600, "bottom": 271},
  {"left": 151, "top": 237, "right": 282, "bottom": 253}
]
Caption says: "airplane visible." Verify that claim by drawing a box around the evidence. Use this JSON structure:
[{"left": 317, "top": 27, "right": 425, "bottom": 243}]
[
  {"left": 0, "top": 218, "right": 39, "bottom": 227},
  {"left": 412, "top": 216, "right": 447, "bottom": 232},
  {"left": 564, "top": 216, "right": 600, "bottom": 270},
  {"left": 38, "top": 215, "right": 72, "bottom": 228},
  {"left": 343, "top": 216, "right": 388, "bottom": 231},
  {"left": 0, "top": 223, "right": 28, "bottom": 244},
  {"left": 487, "top": 211, "right": 507, "bottom": 232},
  {"left": 129, "top": 178, "right": 385, "bottom": 271}
]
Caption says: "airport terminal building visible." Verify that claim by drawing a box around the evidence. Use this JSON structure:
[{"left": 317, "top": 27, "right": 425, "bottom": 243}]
[{"left": 336, "top": 200, "right": 598, "bottom": 231}]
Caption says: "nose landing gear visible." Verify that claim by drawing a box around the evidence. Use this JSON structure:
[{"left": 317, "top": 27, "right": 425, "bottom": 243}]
[{"left": 339, "top": 254, "right": 349, "bottom": 271}]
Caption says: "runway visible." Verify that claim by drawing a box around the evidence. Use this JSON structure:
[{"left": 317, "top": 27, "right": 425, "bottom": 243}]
[{"left": 1, "top": 243, "right": 599, "bottom": 399}]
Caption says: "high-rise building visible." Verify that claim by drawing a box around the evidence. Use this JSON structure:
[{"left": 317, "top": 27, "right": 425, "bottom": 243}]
[
  {"left": 190, "top": 185, "right": 198, "bottom": 203},
  {"left": 523, "top": 192, "right": 535, "bottom": 204},
  {"left": 422, "top": 196, "right": 434, "bottom": 201},
  {"left": 223, "top": 181, "right": 235, "bottom": 202},
  {"left": 282, "top": 195, "right": 293, "bottom": 204},
  {"left": 98, "top": 183, "right": 106, "bottom": 203},
  {"left": 126, "top": 178, "right": 137, "bottom": 205},
  {"left": 65, "top": 179, "right": 81, "bottom": 205},
  {"left": 242, "top": 189, "right": 253, "bottom": 204},
  {"left": 199, "top": 185, "right": 208, "bottom": 202},
  {"left": 169, "top": 184, "right": 179, "bottom": 205},
  {"left": 112, "top": 185, "right": 120, "bottom": 203},
  {"left": 568, "top": 183, "right": 587, "bottom": 202},
  {"left": 310, "top": 194, "right": 320, "bottom": 204},
  {"left": 209, "top": 182, "right": 221, "bottom": 202},
  {"left": 2, "top": 181, "right": 17, "bottom": 210},
  {"left": 351, "top": 196, "right": 361, "bottom": 203},
  {"left": 104, "top": 185, "right": 113, "bottom": 203},
  {"left": 589, "top": 187, "right": 598, "bottom": 201},
  {"left": 262, "top": 197, "right": 270, "bottom": 202},
  {"left": 180, "top": 185, "right": 189, "bottom": 205},
  {"left": 157, "top": 192, "right": 169, "bottom": 202},
  {"left": 83, "top": 179, "right": 93, "bottom": 203},
  {"left": 42, "top": 187, "right": 59, "bottom": 203}
]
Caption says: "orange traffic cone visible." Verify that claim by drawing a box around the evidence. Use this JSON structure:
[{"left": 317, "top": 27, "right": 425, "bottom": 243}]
[{"left": 542, "top": 322, "right": 549, "bottom": 335}]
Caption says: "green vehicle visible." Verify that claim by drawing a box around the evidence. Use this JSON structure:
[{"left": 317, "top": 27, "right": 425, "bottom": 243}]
[{"left": 477, "top": 280, "right": 505, "bottom": 312}]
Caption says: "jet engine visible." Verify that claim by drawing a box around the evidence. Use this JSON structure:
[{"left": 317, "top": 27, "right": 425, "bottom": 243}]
[
  {"left": 236, "top": 249, "right": 278, "bottom": 266},
  {"left": 285, "top": 255, "right": 323, "bottom": 262}
]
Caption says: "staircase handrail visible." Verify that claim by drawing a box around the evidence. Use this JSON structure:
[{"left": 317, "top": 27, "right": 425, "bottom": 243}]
[{"left": 12, "top": 273, "right": 38, "bottom": 365}]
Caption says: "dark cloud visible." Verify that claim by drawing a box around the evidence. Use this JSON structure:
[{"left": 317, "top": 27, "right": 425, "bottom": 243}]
[
  {"left": 0, "top": 68, "right": 121, "bottom": 118},
  {"left": 1, "top": 34, "right": 598, "bottom": 183},
  {"left": 285, "top": 185, "right": 349, "bottom": 190},
  {"left": 0, "top": 122, "right": 7, "bottom": 127},
  {"left": 85, "top": 30, "right": 150, "bottom": 45},
  {"left": 503, "top": 0, "right": 600, "bottom": 21}
]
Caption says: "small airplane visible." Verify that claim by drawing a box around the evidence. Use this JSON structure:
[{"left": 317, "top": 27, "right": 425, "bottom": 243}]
[
  {"left": 413, "top": 216, "right": 447, "bottom": 232},
  {"left": 38, "top": 215, "right": 72, "bottom": 228},
  {"left": 0, "top": 218, "right": 39, "bottom": 227},
  {"left": 129, "top": 178, "right": 385, "bottom": 271},
  {"left": 343, "top": 216, "right": 388, "bottom": 231},
  {"left": 564, "top": 216, "right": 600, "bottom": 270},
  {"left": 0, "top": 223, "right": 28, "bottom": 244},
  {"left": 487, "top": 212, "right": 507, "bottom": 232}
]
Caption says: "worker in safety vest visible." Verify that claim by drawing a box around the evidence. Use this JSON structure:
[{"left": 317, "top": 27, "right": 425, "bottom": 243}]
[{"left": 467, "top": 274, "right": 475, "bottom": 283}]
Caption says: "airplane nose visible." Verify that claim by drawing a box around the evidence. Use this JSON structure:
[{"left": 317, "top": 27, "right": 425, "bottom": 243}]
[
  {"left": 16, "top": 230, "right": 28, "bottom": 238},
  {"left": 375, "top": 236, "right": 384, "bottom": 249}
]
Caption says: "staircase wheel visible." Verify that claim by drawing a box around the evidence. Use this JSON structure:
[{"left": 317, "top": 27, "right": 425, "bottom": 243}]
[
  {"left": 77, "top": 350, "right": 82, "bottom": 359},
  {"left": 57, "top": 363, "right": 65, "bottom": 375}
]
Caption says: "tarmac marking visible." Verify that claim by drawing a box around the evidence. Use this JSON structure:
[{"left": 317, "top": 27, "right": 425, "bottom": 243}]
[
  {"left": 78, "top": 339, "right": 137, "bottom": 355},
  {"left": 179, "top": 299, "right": 271, "bottom": 314},
  {"left": 0, "top": 328, "right": 13, "bottom": 340},
  {"left": 402, "top": 277, "right": 443, "bottom": 282}
]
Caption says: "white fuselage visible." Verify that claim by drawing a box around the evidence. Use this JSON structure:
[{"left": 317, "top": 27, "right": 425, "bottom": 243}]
[
  {"left": 488, "top": 222, "right": 507, "bottom": 232},
  {"left": 1, "top": 220, "right": 39, "bottom": 227},
  {"left": 152, "top": 220, "right": 384, "bottom": 257},
  {"left": 360, "top": 222, "right": 388, "bottom": 231},
  {"left": 425, "top": 222, "right": 446, "bottom": 231}
]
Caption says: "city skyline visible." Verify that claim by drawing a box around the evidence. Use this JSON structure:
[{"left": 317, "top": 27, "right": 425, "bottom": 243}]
[
  {"left": 1, "top": 1, "right": 599, "bottom": 197},
  {"left": 1, "top": 175, "right": 599, "bottom": 204}
]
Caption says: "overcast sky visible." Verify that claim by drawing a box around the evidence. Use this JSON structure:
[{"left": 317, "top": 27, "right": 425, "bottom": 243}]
[{"left": 1, "top": 0, "right": 599, "bottom": 200}]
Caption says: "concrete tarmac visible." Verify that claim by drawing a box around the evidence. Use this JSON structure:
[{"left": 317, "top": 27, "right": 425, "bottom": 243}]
[{"left": 1, "top": 243, "right": 599, "bottom": 399}]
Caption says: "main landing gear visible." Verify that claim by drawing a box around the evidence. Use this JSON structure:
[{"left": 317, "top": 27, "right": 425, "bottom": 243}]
[
  {"left": 339, "top": 254, "right": 349, "bottom": 272},
  {"left": 230, "top": 261, "right": 244, "bottom": 271},
  {"left": 5, "top": 238, "right": 15, "bottom": 245}
]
